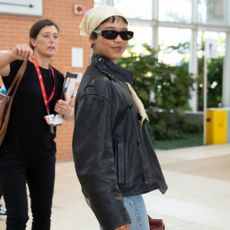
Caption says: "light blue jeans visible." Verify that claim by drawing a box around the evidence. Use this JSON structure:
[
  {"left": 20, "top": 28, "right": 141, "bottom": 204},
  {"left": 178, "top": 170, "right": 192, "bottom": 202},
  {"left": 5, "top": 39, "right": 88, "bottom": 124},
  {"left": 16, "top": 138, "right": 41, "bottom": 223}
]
[
  {"left": 120, "top": 195, "right": 150, "bottom": 230},
  {"left": 87, "top": 195, "right": 150, "bottom": 230}
]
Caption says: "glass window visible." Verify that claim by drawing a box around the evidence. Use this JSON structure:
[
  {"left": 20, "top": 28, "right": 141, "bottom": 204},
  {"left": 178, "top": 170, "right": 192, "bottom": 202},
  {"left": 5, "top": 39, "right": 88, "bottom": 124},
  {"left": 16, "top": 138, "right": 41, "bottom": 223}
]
[
  {"left": 94, "top": 0, "right": 108, "bottom": 6},
  {"left": 197, "top": 31, "right": 225, "bottom": 110},
  {"left": 197, "top": 0, "right": 226, "bottom": 26},
  {"left": 197, "top": 31, "right": 225, "bottom": 57},
  {"left": 113, "top": 0, "right": 153, "bottom": 20},
  {"left": 158, "top": 0, "right": 192, "bottom": 23},
  {"left": 127, "top": 26, "right": 153, "bottom": 54},
  {"left": 158, "top": 27, "right": 191, "bottom": 66}
]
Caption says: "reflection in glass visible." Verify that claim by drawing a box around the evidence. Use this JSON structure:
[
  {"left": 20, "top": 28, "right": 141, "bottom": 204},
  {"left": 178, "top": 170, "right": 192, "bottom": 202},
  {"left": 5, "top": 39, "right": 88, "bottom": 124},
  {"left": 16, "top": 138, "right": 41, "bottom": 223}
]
[
  {"left": 126, "top": 26, "right": 153, "bottom": 54},
  {"left": 159, "top": 0, "right": 192, "bottom": 23},
  {"left": 94, "top": 0, "right": 108, "bottom": 5},
  {"left": 198, "top": 0, "right": 225, "bottom": 26},
  {"left": 197, "top": 31, "right": 225, "bottom": 57},
  {"left": 113, "top": 0, "right": 152, "bottom": 20},
  {"left": 158, "top": 27, "right": 191, "bottom": 66}
]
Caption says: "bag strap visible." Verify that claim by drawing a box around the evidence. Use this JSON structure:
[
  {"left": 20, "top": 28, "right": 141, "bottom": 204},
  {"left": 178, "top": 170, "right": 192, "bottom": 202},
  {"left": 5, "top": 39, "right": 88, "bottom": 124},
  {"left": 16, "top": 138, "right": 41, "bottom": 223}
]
[{"left": 6, "top": 60, "right": 27, "bottom": 97}]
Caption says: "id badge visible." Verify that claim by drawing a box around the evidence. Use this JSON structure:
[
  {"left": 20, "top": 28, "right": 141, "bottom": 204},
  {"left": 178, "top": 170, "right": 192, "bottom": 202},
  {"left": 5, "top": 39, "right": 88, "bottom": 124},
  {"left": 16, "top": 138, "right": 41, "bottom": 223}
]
[
  {"left": 53, "top": 114, "right": 64, "bottom": 126},
  {"left": 44, "top": 114, "right": 55, "bottom": 125}
]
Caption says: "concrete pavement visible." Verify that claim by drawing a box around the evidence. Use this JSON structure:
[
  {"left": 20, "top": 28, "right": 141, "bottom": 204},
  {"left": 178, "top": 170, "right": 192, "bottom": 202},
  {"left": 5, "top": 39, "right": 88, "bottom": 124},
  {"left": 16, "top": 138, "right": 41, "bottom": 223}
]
[{"left": 0, "top": 144, "right": 229, "bottom": 229}]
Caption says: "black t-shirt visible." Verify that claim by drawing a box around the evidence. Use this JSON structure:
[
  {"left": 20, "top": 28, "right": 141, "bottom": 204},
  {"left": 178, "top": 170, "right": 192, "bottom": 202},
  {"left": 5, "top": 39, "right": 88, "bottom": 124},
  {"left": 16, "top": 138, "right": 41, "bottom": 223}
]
[{"left": 1, "top": 60, "right": 64, "bottom": 159}]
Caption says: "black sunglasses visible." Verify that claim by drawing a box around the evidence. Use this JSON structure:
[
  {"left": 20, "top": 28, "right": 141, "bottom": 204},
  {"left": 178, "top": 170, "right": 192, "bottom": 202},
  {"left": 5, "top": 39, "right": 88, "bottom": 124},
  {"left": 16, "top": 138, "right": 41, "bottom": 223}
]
[{"left": 93, "top": 29, "right": 134, "bottom": 41}]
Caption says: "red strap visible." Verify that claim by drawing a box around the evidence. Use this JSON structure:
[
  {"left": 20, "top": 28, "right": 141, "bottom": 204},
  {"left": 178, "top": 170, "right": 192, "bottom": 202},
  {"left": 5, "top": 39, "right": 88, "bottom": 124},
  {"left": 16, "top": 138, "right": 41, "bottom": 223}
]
[{"left": 32, "top": 58, "right": 55, "bottom": 114}]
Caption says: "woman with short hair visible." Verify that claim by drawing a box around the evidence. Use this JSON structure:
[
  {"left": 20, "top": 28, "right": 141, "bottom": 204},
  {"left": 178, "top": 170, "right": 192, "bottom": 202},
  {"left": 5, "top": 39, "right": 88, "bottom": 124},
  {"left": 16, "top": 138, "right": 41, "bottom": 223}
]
[{"left": 72, "top": 5, "right": 168, "bottom": 230}]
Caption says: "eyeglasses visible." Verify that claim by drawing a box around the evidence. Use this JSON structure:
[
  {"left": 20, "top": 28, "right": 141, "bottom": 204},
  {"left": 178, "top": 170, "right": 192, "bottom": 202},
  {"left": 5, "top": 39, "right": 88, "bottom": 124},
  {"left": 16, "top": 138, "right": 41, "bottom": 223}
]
[{"left": 93, "top": 29, "right": 134, "bottom": 41}]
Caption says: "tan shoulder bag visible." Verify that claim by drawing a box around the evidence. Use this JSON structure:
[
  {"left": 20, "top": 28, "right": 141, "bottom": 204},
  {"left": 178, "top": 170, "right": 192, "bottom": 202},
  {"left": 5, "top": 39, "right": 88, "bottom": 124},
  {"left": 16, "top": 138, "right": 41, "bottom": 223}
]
[{"left": 0, "top": 61, "right": 27, "bottom": 145}]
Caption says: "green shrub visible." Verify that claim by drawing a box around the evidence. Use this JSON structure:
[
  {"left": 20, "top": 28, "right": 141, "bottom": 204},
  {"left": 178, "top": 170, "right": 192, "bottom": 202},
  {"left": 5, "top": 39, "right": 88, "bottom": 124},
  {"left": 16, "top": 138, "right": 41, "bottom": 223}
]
[
  {"left": 197, "top": 57, "right": 223, "bottom": 110},
  {"left": 118, "top": 44, "right": 200, "bottom": 140}
]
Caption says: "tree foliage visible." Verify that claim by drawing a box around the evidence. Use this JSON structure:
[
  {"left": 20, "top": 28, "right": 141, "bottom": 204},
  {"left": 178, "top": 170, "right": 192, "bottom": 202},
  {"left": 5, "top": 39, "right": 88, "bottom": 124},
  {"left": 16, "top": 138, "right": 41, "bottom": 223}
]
[
  {"left": 197, "top": 57, "right": 223, "bottom": 110},
  {"left": 118, "top": 44, "right": 201, "bottom": 140}
]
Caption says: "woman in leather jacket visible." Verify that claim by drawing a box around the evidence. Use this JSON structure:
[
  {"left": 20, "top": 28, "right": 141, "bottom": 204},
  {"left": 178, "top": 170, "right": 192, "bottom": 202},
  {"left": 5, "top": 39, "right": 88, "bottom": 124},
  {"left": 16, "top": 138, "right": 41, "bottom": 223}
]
[{"left": 72, "top": 5, "right": 168, "bottom": 230}]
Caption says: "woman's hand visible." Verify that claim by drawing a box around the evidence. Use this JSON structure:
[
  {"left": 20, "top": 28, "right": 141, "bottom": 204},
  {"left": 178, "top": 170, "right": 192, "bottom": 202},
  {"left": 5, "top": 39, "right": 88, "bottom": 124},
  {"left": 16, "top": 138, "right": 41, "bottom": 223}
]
[
  {"left": 11, "top": 44, "right": 33, "bottom": 61},
  {"left": 0, "top": 44, "right": 33, "bottom": 76},
  {"left": 115, "top": 224, "right": 130, "bottom": 230},
  {"left": 54, "top": 99, "right": 73, "bottom": 120}
]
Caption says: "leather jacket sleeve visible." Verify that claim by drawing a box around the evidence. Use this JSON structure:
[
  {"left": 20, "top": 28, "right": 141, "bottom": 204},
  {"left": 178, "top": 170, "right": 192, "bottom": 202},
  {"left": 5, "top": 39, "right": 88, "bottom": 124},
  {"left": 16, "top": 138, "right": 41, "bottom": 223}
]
[{"left": 72, "top": 88, "right": 131, "bottom": 230}]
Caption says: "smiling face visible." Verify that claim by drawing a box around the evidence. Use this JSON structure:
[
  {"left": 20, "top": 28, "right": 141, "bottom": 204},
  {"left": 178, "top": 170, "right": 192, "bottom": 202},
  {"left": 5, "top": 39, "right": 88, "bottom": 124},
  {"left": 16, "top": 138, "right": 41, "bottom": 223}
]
[
  {"left": 30, "top": 25, "right": 59, "bottom": 58},
  {"left": 90, "top": 16, "right": 129, "bottom": 63}
]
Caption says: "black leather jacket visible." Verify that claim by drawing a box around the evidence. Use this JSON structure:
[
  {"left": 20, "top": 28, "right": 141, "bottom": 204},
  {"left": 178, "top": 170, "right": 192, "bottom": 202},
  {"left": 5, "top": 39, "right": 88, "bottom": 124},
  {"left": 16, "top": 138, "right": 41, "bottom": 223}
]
[{"left": 72, "top": 55, "right": 168, "bottom": 230}]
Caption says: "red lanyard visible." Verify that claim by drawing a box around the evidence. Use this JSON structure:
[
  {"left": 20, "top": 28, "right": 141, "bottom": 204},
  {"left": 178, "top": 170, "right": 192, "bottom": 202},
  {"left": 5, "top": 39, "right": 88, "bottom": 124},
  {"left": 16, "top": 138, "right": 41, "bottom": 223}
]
[{"left": 32, "top": 58, "right": 55, "bottom": 114}]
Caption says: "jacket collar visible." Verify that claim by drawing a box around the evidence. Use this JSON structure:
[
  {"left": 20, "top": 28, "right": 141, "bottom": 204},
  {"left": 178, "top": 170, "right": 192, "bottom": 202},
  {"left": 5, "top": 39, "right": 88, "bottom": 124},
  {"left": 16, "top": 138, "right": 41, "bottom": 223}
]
[{"left": 91, "top": 54, "right": 133, "bottom": 83}]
